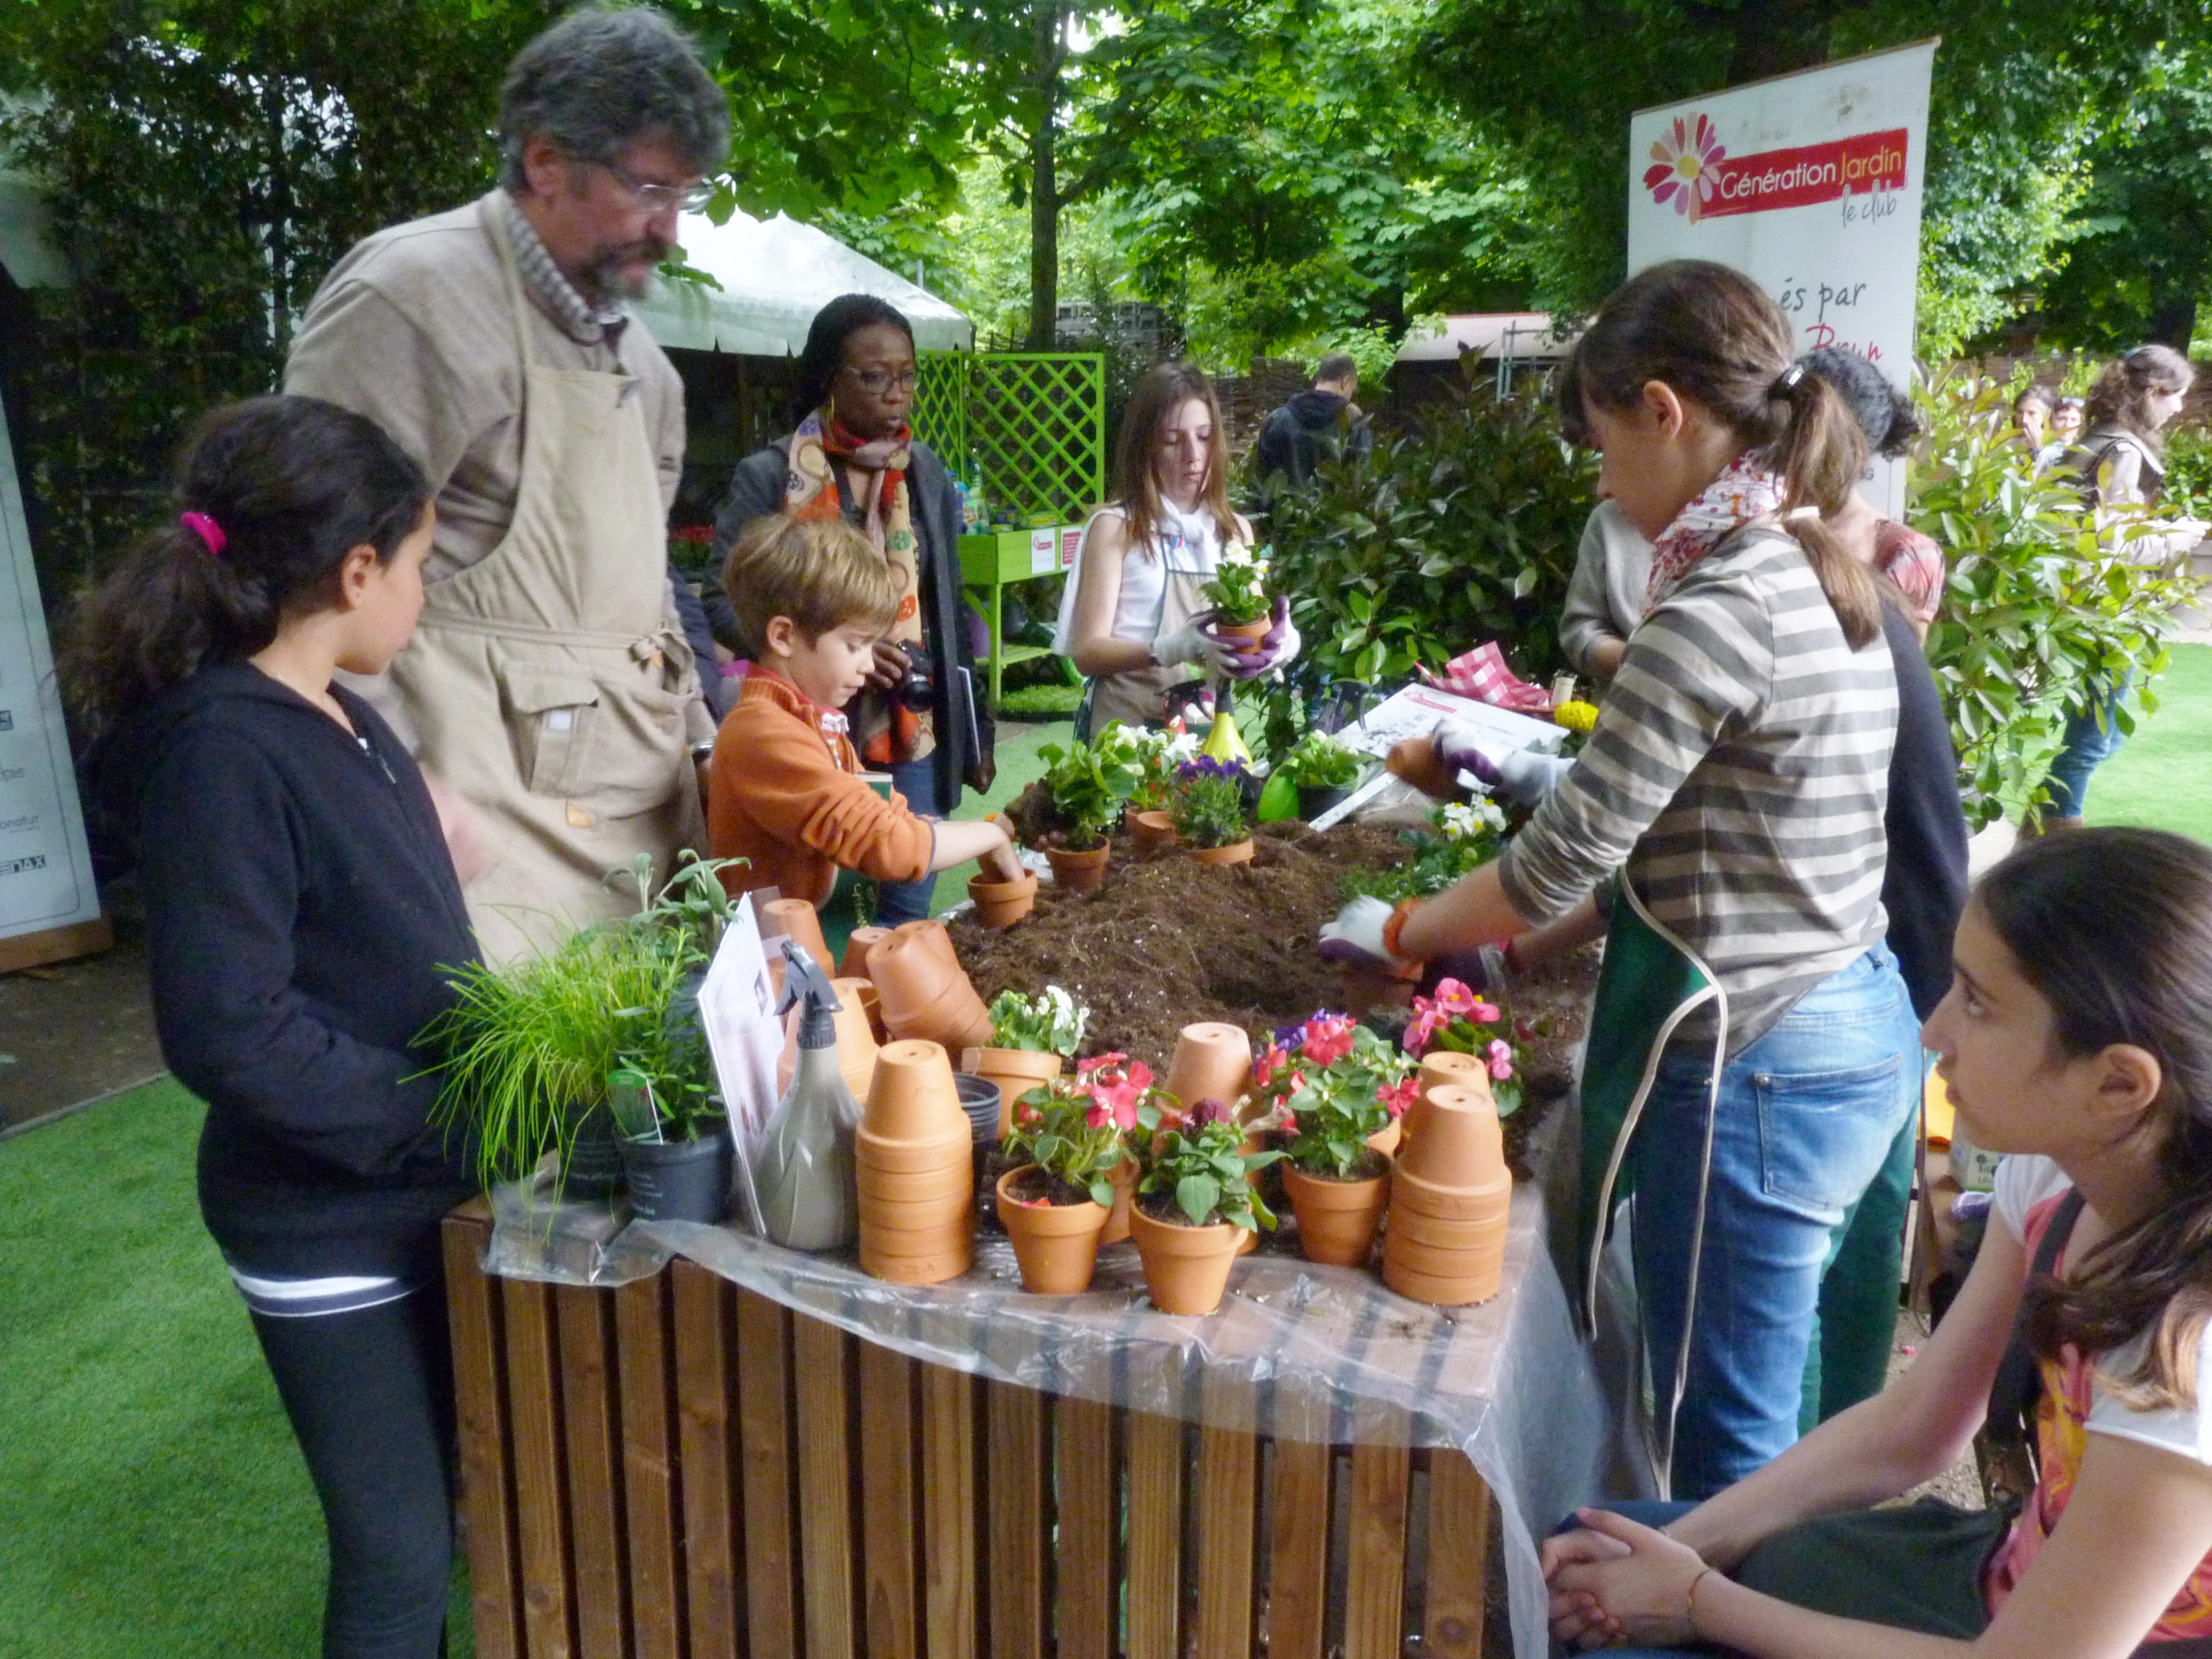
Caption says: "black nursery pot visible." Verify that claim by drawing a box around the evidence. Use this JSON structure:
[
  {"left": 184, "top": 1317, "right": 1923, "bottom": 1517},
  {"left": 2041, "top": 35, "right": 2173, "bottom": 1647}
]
[
  {"left": 621, "top": 1125, "right": 733, "bottom": 1224},
  {"left": 1296, "top": 783, "right": 1353, "bottom": 821},
  {"left": 560, "top": 1103, "right": 626, "bottom": 1202}
]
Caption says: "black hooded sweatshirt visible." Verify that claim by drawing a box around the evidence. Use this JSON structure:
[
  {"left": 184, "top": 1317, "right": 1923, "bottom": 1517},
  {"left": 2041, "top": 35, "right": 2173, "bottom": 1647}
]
[
  {"left": 1253, "top": 388, "right": 1375, "bottom": 487},
  {"left": 96, "top": 662, "right": 480, "bottom": 1278}
]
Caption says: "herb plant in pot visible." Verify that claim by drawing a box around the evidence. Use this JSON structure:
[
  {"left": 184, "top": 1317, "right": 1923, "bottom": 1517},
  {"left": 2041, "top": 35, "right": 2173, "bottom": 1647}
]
[
  {"left": 1278, "top": 728, "right": 1364, "bottom": 823},
  {"left": 962, "top": 985, "right": 1088, "bottom": 1135},
  {"left": 1170, "top": 757, "right": 1255, "bottom": 866},
  {"left": 995, "top": 1071, "right": 1135, "bottom": 1294},
  {"left": 1271, "top": 1023, "right": 1417, "bottom": 1267},
  {"left": 1033, "top": 728, "right": 1142, "bottom": 891},
  {"left": 1128, "top": 1096, "right": 1281, "bottom": 1315}
]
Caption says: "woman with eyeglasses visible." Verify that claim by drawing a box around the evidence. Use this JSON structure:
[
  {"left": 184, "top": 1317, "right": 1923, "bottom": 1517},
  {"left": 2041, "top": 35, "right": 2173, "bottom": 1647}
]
[
  {"left": 1054, "top": 362, "right": 1300, "bottom": 737},
  {"left": 710, "top": 294, "right": 992, "bottom": 924}
]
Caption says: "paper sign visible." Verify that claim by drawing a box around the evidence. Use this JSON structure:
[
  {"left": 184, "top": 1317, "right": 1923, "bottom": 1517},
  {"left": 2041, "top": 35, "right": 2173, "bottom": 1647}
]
[
  {"left": 1059, "top": 525, "right": 1083, "bottom": 569},
  {"left": 1338, "top": 683, "right": 1566, "bottom": 761},
  {"left": 697, "top": 894, "right": 783, "bottom": 1165},
  {"left": 1029, "top": 528, "right": 1058, "bottom": 577}
]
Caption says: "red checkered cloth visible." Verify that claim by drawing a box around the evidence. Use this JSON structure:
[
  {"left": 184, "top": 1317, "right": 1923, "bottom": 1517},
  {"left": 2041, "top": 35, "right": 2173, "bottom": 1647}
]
[{"left": 1417, "top": 644, "right": 1553, "bottom": 715}]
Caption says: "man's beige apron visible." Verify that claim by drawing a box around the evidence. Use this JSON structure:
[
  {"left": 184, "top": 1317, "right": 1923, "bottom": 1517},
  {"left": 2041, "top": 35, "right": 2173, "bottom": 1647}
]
[
  {"left": 394, "top": 213, "right": 703, "bottom": 963},
  {"left": 1081, "top": 512, "right": 1218, "bottom": 735}
]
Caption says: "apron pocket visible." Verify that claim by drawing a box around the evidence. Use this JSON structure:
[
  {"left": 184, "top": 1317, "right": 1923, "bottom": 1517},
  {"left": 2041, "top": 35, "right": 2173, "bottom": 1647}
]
[
  {"left": 574, "top": 676, "right": 689, "bottom": 819},
  {"left": 498, "top": 666, "right": 601, "bottom": 798}
]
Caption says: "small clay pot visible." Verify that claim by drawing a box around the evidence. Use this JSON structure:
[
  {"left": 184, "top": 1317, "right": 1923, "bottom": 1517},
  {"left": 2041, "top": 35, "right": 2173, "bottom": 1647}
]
[
  {"left": 855, "top": 1122, "right": 973, "bottom": 1171},
  {"left": 966, "top": 868, "right": 1039, "bottom": 930},
  {"left": 1128, "top": 810, "right": 1178, "bottom": 856},
  {"left": 760, "top": 897, "right": 834, "bottom": 976},
  {"left": 1163, "top": 1021, "right": 1254, "bottom": 1114},
  {"left": 826, "top": 978, "right": 881, "bottom": 1102},
  {"left": 1418, "top": 1050, "right": 1495, "bottom": 1107},
  {"left": 849, "top": 978, "right": 887, "bottom": 1042},
  {"left": 1368, "top": 1116, "right": 1403, "bottom": 1158},
  {"left": 1284, "top": 1162, "right": 1390, "bottom": 1267},
  {"left": 855, "top": 1158, "right": 974, "bottom": 1205},
  {"left": 1188, "top": 838, "right": 1255, "bottom": 867},
  {"left": 1129, "top": 1205, "right": 1244, "bottom": 1316},
  {"left": 1385, "top": 733, "right": 1459, "bottom": 800},
  {"left": 996, "top": 1167, "right": 1109, "bottom": 1294},
  {"left": 1389, "top": 1160, "right": 1512, "bottom": 1222},
  {"left": 960, "top": 1046, "right": 1063, "bottom": 1136},
  {"left": 1099, "top": 1156, "right": 1138, "bottom": 1246},
  {"left": 842, "top": 925, "right": 893, "bottom": 980},
  {"left": 859, "top": 1228, "right": 973, "bottom": 1287},
  {"left": 1216, "top": 616, "right": 1272, "bottom": 647},
  {"left": 1046, "top": 842, "right": 1110, "bottom": 893},
  {"left": 1388, "top": 1197, "right": 1511, "bottom": 1252},
  {"left": 1338, "top": 959, "right": 1422, "bottom": 1014},
  {"left": 870, "top": 929, "right": 994, "bottom": 1052},
  {"left": 1381, "top": 1255, "right": 1501, "bottom": 1307},
  {"left": 1398, "top": 1083, "right": 1505, "bottom": 1188},
  {"left": 861, "top": 1039, "right": 967, "bottom": 1142}
]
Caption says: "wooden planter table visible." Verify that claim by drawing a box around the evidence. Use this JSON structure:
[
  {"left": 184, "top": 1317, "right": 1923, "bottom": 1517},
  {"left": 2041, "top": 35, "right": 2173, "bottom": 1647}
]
[{"left": 442, "top": 1108, "right": 1605, "bottom": 1659}]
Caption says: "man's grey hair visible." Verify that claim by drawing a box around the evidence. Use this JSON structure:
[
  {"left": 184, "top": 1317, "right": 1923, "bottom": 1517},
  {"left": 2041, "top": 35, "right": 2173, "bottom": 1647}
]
[{"left": 499, "top": 5, "right": 729, "bottom": 188}]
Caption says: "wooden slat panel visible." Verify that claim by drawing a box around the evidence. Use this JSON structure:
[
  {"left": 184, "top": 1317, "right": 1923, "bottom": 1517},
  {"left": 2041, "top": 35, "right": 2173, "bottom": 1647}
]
[
  {"left": 735, "top": 1290, "right": 799, "bottom": 1659},
  {"left": 856, "top": 1342, "right": 918, "bottom": 1659},
  {"left": 1052, "top": 1397, "right": 1116, "bottom": 1659},
  {"left": 442, "top": 1209, "right": 524, "bottom": 1659},
  {"left": 1343, "top": 1440, "right": 1411, "bottom": 1659},
  {"left": 1421, "top": 1453, "right": 1492, "bottom": 1659},
  {"left": 984, "top": 1382, "right": 1047, "bottom": 1659},
  {"left": 616, "top": 1272, "right": 683, "bottom": 1659},
  {"left": 918, "top": 1365, "right": 977, "bottom": 1659},
  {"left": 671, "top": 1265, "right": 737, "bottom": 1659},
  {"left": 1266, "top": 1440, "right": 1330, "bottom": 1659},
  {"left": 791, "top": 1315, "right": 857, "bottom": 1659},
  {"left": 1193, "top": 1371, "right": 1258, "bottom": 1659},
  {"left": 556, "top": 1285, "right": 630, "bottom": 1658},
  {"left": 1123, "top": 1408, "right": 1184, "bottom": 1659},
  {"left": 504, "top": 1276, "right": 576, "bottom": 1658}
]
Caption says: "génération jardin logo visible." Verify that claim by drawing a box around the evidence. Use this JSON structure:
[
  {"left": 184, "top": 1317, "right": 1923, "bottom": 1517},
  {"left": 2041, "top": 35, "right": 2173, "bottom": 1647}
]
[{"left": 1643, "top": 114, "right": 1908, "bottom": 223}]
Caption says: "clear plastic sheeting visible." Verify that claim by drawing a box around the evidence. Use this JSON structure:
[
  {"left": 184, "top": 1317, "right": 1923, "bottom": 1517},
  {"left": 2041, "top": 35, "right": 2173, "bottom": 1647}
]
[{"left": 483, "top": 1106, "right": 1610, "bottom": 1658}]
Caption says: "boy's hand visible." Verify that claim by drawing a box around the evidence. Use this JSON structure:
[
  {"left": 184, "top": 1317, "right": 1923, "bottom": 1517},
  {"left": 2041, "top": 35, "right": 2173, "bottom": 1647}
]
[{"left": 979, "top": 834, "right": 1027, "bottom": 885}]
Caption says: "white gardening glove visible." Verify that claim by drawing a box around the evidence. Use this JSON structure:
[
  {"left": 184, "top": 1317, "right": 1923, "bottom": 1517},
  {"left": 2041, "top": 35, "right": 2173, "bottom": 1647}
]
[
  {"left": 1319, "top": 895, "right": 1404, "bottom": 967},
  {"left": 1151, "top": 613, "right": 1238, "bottom": 674}
]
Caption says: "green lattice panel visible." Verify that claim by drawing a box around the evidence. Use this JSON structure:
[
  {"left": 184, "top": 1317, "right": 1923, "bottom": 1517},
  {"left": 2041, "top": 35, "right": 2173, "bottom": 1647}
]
[
  {"left": 968, "top": 353, "right": 1105, "bottom": 524},
  {"left": 912, "top": 351, "right": 969, "bottom": 476}
]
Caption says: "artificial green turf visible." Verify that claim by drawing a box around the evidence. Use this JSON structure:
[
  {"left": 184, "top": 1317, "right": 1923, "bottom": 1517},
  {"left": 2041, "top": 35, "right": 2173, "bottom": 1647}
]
[
  {"left": 0, "top": 1078, "right": 474, "bottom": 1658},
  {"left": 2083, "top": 642, "right": 2212, "bottom": 842}
]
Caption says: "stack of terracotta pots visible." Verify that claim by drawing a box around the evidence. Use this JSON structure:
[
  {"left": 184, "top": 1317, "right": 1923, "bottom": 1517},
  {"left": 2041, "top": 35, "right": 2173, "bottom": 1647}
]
[
  {"left": 959, "top": 1043, "right": 1063, "bottom": 1136},
  {"left": 761, "top": 898, "right": 835, "bottom": 991},
  {"left": 775, "top": 973, "right": 881, "bottom": 1100},
  {"left": 1382, "top": 1068, "right": 1510, "bottom": 1306},
  {"left": 855, "top": 1039, "right": 975, "bottom": 1285},
  {"left": 840, "top": 925, "right": 892, "bottom": 980},
  {"left": 868, "top": 920, "right": 994, "bottom": 1052},
  {"left": 1163, "top": 1021, "right": 1262, "bottom": 1252}
]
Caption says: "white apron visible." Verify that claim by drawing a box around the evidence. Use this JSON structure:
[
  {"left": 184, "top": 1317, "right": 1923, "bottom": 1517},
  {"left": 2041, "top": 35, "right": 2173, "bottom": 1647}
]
[{"left": 391, "top": 212, "right": 703, "bottom": 963}]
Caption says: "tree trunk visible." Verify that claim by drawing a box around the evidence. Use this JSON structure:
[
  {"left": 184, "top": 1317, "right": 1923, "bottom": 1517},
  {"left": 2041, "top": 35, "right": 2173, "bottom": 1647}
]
[
  {"left": 2148, "top": 291, "right": 2198, "bottom": 353},
  {"left": 1025, "top": 5, "right": 1064, "bottom": 353}
]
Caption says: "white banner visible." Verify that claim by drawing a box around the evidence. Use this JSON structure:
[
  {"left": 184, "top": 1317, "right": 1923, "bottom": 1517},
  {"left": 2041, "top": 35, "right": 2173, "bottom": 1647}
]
[
  {"left": 1627, "top": 41, "right": 1936, "bottom": 515},
  {"left": 0, "top": 386, "right": 100, "bottom": 943}
]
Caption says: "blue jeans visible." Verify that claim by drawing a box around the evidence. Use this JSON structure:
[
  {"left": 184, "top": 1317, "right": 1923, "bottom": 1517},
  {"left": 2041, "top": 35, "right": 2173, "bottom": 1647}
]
[
  {"left": 877, "top": 758, "right": 951, "bottom": 925},
  {"left": 2043, "top": 673, "right": 2132, "bottom": 818},
  {"left": 1630, "top": 944, "right": 1920, "bottom": 1498}
]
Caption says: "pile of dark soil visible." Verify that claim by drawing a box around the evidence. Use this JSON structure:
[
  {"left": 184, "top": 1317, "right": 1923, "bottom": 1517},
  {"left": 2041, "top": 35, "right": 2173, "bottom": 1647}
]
[{"left": 945, "top": 819, "right": 1598, "bottom": 1174}]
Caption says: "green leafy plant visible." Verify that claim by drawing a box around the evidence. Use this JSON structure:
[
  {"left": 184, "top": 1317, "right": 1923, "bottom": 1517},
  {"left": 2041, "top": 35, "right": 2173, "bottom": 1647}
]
[
  {"left": 987, "top": 985, "right": 1089, "bottom": 1056},
  {"left": 1116, "top": 721, "right": 1200, "bottom": 812},
  {"left": 1199, "top": 553, "right": 1272, "bottom": 626},
  {"left": 1266, "top": 1017, "right": 1415, "bottom": 1179},
  {"left": 1275, "top": 728, "right": 1362, "bottom": 789},
  {"left": 1343, "top": 800, "right": 1508, "bottom": 903},
  {"left": 1908, "top": 370, "right": 2197, "bottom": 828},
  {"left": 1002, "top": 1063, "right": 1141, "bottom": 1208},
  {"left": 1167, "top": 757, "right": 1251, "bottom": 849},
  {"left": 1034, "top": 729, "right": 1144, "bottom": 849},
  {"left": 1405, "top": 980, "right": 1526, "bottom": 1119},
  {"left": 1135, "top": 1096, "right": 1281, "bottom": 1231}
]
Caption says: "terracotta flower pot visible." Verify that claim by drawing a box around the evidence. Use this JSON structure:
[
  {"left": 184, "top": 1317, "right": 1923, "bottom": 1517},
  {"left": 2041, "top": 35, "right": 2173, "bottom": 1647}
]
[
  {"left": 959, "top": 1046, "right": 1064, "bottom": 1136},
  {"left": 1418, "top": 1050, "right": 1495, "bottom": 1107},
  {"left": 1046, "top": 842, "right": 1110, "bottom": 892},
  {"left": 1216, "top": 616, "right": 1272, "bottom": 646},
  {"left": 855, "top": 1158, "right": 974, "bottom": 1205},
  {"left": 1129, "top": 1205, "right": 1244, "bottom": 1316},
  {"left": 869, "top": 927, "right": 994, "bottom": 1052},
  {"left": 1099, "top": 1157, "right": 1138, "bottom": 1245},
  {"left": 996, "top": 1167, "right": 1109, "bottom": 1294},
  {"left": 1284, "top": 1162, "right": 1390, "bottom": 1267},
  {"left": 1128, "top": 810, "right": 1179, "bottom": 856},
  {"left": 859, "top": 1226, "right": 973, "bottom": 1287},
  {"left": 849, "top": 977, "right": 887, "bottom": 1041},
  {"left": 1338, "top": 959, "right": 1423, "bottom": 1014},
  {"left": 1188, "top": 838, "right": 1255, "bottom": 867},
  {"left": 861, "top": 1039, "right": 967, "bottom": 1142},
  {"left": 1163, "top": 1021, "right": 1254, "bottom": 1114},
  {"left": 1385, "top": 733, "right": 1459, "bottom": 800},
  {"left": 760, "top": 897, "right": 834, "bottom": 976},
  {"left": 779, "top": 976, "right": 882, "bottom": 1098},
  {"left": 1398, "top": 1082, "right": 1504, "bottom": 1188},
  {"left": 1368, "top": 1116, "right": 1403, "bottom": 1158},
  {"left": 842, "top": 925, "right": 893, "bottom": 980},
  {"left": 854, "top": 1122, "right": 973, "bottom": 1172},
  {"left": 966, "top": 868, "right": 1039, "bottom": 930},
  {"left": 1388, "top": 1196, "right": 1511, "bottom": 1252},
  {"left": 1381, "top": 1255, "right": 1501, "bottom": 1307},
  {"left": 1389, "top": 1160, "right": 1512, "bottom": 1224}
]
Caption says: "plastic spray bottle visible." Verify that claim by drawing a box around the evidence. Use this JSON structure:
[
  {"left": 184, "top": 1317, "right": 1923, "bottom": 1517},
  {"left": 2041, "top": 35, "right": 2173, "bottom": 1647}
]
[{"left": 752, "top": 939, "right": 861, "bottom": 1249}]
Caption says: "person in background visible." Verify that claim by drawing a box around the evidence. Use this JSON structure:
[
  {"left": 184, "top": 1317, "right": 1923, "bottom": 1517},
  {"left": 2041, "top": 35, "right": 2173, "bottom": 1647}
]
[
  {"left": 2051, "top": 393, "right": 2087, "bottom": 448},
  {"left": 710, "top": 294, "right": 991, "bottom": 925},
  {"left": 1057, "top": 362, "right": 1300, "bottom": 736},
  {"left": 2013, "top": 385, "right": 2051, "bottom": 455},
  {"left": 285, "top": 5, "right": 728, "bottom": 961},
  {"left": 65, "top": 399, "right": 477, "bottom": 1659},
  {"left": 1253, "top": 351, "right": 1375, "bottom": 491},
  {"left": 1555, "top": 361, "right": 1655, "bottom": 681},
  {"left": 1801, "top": 348, "right": 1945, "bottom": 636}
]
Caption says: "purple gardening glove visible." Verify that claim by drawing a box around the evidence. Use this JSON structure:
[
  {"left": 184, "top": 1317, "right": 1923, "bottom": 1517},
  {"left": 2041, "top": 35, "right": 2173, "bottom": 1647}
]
[
  {"left": 1433, "top": 718, "right": 1574, "bottom": 810},
  {"left": 1205, "top": 597, "right": 1302, "bottom": 679},
  {"left": 1433, "top": 716, "right": 1508, "bottom": 786}
]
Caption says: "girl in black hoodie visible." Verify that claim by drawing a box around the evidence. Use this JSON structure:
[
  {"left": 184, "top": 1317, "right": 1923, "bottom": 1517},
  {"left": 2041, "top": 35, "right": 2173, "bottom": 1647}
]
[{"left": 66, "top": 397, "right": 478, "bottom": 1659}]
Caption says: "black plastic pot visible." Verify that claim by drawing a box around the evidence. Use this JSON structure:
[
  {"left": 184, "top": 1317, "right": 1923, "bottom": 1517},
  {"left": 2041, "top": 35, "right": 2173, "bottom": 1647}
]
[
  {"left": 560, "top": 1103, "right": 625, "bottom": 1202},
  {"left": 1296, "top": 783, "right": 1353, "bottom": 822},
  {"left": 621, "top": 1125, "right": 733, "bottom": 1224}
]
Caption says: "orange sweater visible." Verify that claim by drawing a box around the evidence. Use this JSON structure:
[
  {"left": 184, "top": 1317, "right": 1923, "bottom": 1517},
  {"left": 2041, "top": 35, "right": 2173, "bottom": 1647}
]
[{"left": 707, "top": 671, "right": 935, "bottom": 906}]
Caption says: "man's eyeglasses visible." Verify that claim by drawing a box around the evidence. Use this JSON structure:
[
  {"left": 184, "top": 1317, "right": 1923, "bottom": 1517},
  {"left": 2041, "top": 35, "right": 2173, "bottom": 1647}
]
[
  {"left": 842, "top": 365, "right": 919, "bottom": 395},
  {"left": 600, "top": 160, "right": 715, "bottom": 215}
]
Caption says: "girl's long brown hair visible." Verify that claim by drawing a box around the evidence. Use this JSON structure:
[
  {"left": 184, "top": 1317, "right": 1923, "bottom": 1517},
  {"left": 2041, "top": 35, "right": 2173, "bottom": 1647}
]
[
  {"left": 1112, "top": 363, "right": 1239, "bottom": 562},
  {"left": 1572, "top": 259, "right": 1882, "bottom": 649},
  {"left": 1986, "top": 830, "right": 2212, "bottom": 1410},
  {"left": 2084, "top": 343, "right": 2194, "bottom": 457}
]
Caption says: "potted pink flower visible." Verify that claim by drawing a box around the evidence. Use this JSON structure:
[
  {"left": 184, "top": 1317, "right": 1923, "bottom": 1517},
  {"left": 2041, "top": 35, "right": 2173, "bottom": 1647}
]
[{"left": 1403, "top": 978, "right": 1525, "bottom": 1117}]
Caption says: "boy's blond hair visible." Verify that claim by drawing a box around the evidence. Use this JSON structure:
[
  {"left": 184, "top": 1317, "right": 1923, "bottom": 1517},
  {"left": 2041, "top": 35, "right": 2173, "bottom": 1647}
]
[{"left": 720, "top": 514, "right": 903, "bottom": 657}]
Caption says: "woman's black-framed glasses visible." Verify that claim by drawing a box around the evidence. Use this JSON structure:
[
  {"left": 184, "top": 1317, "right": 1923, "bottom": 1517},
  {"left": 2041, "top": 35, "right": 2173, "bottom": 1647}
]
[{"left": 842, "top": 365, "right": 919, "bottom": 394}]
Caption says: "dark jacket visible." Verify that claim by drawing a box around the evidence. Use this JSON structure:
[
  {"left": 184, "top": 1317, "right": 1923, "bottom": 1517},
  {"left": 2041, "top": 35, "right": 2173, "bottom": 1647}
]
[
  {"left": 95, "top": 662, "right": 480, "bottom": 1278},
  {"left": 1254, "top": 389, "right": 1374, "bottom": 489},
  {"left": 1879, "top": 601, "right": 1970, "bottom": 1020},
  {"left": 711, "top": 436, "right": 992, "bottom": 806}
]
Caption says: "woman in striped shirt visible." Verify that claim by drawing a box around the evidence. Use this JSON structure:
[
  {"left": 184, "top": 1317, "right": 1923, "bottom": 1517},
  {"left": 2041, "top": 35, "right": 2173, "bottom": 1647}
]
[{"left": 1329, "top": 260, "right": 1920, "bottom": 1496}]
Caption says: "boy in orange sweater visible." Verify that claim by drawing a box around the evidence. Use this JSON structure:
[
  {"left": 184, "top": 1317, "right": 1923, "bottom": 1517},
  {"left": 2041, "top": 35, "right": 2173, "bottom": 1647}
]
[{"left": 709, "top": 515, "right": 1022, "bottom": 907}]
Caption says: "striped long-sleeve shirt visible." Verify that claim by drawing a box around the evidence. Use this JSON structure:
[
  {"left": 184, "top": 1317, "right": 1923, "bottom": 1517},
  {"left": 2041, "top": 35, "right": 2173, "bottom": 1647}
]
[{"left": 1498, "top": 526, "right": 1897, "bottom": 1054}]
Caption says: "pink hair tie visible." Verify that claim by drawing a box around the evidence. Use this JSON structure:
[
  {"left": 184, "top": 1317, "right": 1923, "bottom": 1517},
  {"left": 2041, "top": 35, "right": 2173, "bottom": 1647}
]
[{"left": 179, "top": 511, "right": 226, "bottom": 557}]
